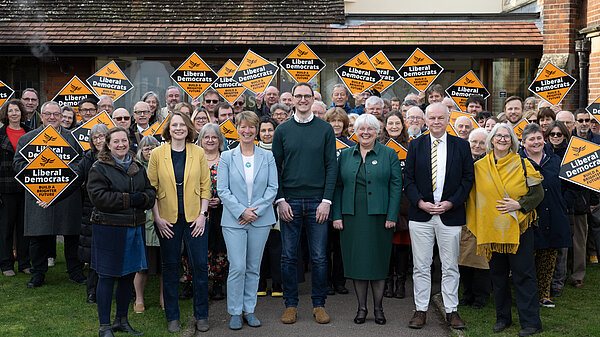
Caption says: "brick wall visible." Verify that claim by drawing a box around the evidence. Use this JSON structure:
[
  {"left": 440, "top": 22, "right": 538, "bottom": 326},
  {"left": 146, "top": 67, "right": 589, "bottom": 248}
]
[
  {"left": 542, "top": 0, "right": 580, "bottom": 55},
  {"left": 587, "top": 0, "right": 600, "bottom": 103},
  {"left": 41, "top": 57, "right": 94, "bottom": 101}
]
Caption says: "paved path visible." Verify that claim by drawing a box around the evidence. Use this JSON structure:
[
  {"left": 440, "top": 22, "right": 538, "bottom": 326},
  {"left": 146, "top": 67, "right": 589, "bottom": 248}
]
[{"left": 184, "top": 271, "right": 451, "bottom": 337}]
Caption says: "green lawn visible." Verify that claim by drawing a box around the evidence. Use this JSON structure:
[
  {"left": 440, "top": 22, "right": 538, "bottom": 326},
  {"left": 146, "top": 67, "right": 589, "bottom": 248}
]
[
  {"left": 0, "top": 244, "right": 193, "bottom": 337},
  {"left": 459, "top": 263, "right": 600, "bottom": 337}
]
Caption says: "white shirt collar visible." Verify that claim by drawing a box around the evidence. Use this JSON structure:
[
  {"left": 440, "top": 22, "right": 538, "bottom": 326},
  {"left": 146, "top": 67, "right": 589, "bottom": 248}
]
[
  {"left": 430, "top": 131, "right": 448, "bottom": 144},
  {"left": 293, "top": 112, "right": 314, "bottom": 124}
]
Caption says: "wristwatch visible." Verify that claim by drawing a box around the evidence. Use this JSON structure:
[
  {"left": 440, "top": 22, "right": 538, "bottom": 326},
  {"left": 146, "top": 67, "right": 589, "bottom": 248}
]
[{"left": 202, "top": 211, "right": 209, "bottom": 217}]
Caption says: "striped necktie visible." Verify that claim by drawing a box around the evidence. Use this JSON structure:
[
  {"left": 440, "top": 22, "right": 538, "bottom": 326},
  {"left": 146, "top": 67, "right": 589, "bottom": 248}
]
[{"left": 431, "top": 139, "right": 441, "bottom": 191}]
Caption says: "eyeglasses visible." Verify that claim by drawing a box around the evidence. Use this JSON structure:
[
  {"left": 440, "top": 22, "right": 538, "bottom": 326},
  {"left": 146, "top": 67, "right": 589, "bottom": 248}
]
[
  {"left": 142, "top": 146, "right": 155, "bottom": 153},
  {"left": 194, "top": 116, "right": 208, "bottom": 122},
  {"left": 134, "top": 110, "right": 151, "bottom": 115},
  {"left": 233, "top": 101, "right": 244, "bottom": 106},
  {"left": 42, "top": 112, "right": 61, "bottom": 117},
  {"left": 494, "top": 134, "right": 511, "bottom": 141},
  {"left": 204, "top": 100, "right": 219, "bottom": 104},
  {"left": 80, "top": 108, "right": 97, "bottom": 113},
  {"left": 577, "top": 118, "right": 591, "bottom": 123},
  {"left": 92, "top": 135, "right": 105, "bottom": 141},
  {"left": 114, "top": 116, "right": 130, "bottom": 121},
  {"left": 406, "top": 116, "right": 423, "bottom": 121},
  {"left": 548, "top": 132, "right": 564, "bottom": 138},
  {"left": 294, "top": 94, "right": 313, "bottom": 100}
]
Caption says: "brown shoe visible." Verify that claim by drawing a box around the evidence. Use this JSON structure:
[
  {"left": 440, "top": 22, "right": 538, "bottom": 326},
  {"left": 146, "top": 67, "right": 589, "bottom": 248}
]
[
  {"left": 408, "top": 311, "right": 426, "bottom": 329},
  {"left": 281, "top": 307, "right": 298, "bottom": 324},
  {"left": 572, "top": 280, "right": 584, "bottom": 288},
  {"left": 446, "top": 311, "right": 466, "bottom": 329},
  {"left": 313, "top": 307, "right": 330, "bottom": 324}
]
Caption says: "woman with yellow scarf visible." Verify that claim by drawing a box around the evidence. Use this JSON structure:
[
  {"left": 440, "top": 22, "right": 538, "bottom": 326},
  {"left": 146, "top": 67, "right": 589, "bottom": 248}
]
[{"left": 466, "top": 123, "right": 544, "bottom": 337}]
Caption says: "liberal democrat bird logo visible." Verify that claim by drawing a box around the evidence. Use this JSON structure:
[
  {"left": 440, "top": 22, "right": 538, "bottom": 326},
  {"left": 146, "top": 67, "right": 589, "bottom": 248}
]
[
  {"left": 571, "top": 145, "right": 586, "bottom": 156},
  {"left": 39, "top": 155, "right": 55, "bottom": 167},
  {"left": 373, "top": 58, "right": 385, "bottom": 66},
  {"left": 296, "top": 49, "right": 308, "bottom": 58},
  {"left": 463, "top": 78, "right": 475, "bottom": 85},
  {"left": 222, "top": 126, "right": 234, "bottom": 135},
  {"left": 413, "top": 56, "right": 424, "bottom": 63},
  {"left": 69, "top": 84, "right": 82, "bottom": 93},
  {"left": 43, "top": 133, "right": 57, "bottom": 144},
  {"left": 545, "top": 69, "right": 556, "bottom": 78},
  {"left": 246, "top": 58, "right": 258, "bottom": 67},
  {"left": 224, "top": 67, "right": 235, "bottom": 75},
  {"left": 354, "top": 59, "right": 367, "bottom": 67},
  {"left": 105, "top": 68, "right": 117, "bottom": 76},
  {"left": 189, "top": 60, "right": 200, "bottom": 69}
]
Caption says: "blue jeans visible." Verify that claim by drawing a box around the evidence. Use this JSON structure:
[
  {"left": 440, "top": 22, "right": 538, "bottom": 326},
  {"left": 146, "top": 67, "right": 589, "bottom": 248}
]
[
  {"left": 280, "top": 198, "right": 328, "bottom": 308},
  {"left": 159, "top": 216, "right": 208, "bottom": 321}
]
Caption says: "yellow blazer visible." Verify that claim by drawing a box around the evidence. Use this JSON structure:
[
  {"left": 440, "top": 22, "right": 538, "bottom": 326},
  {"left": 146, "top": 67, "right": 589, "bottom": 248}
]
[{"left": 147, "top": 142, "right": 211, "bottom": 223}]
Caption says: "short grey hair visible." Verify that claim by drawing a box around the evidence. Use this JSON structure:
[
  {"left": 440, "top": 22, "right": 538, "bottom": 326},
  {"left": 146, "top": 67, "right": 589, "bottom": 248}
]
[
  {"left": 134, "top": 101, "right": 151, "bottom": 111},
  {"left": 486, "top": 123, "right": 519, "bottom": 154},
  {"left": 332, "top": 84, "right": 347, "bottom": 93},
  {"left": 521, "top": 123, "right": 543, "bottom": 141},
  {"left": 40, "top": 101, "right": 60, "bottom": 113},
  {"left": 401, "top": 100, "right": 418, "bottom": 108},
  {"left": 454, "top": 116, "right": 473, "bottom": 129},
  {"left": 468, "top": 127, "right": 488, "bottom": 142},
  {"left": 90, "top": 124, "right": 110, "bottom": 152},
  {"left": 165, "top": 85, "right": 181, "bottom": 96},
  {"left": 365, "top": 96, "right": 384, "bottom": 109},
  {"left": 98, "top": 95, "right": 114, "bottom": 104},
  {"left": 406, "top": 106, "right": 424, "bottom": 117},
  {"left": 425, "top": 102, "right": 449, "bottom": 119},
  {"left": 404, "top": 93, "right": 419, "bottom": 101},
  {"left": 198, "top": 123, "right": 225, "bottom": 152},
  {"left": 354, "top": 113, "right": 380, "bottom": 135},
  {"left": 270, "top": 103, "right": 290, "bottom": 114},
  {"left": 136, "top": 135, "right": 160, "bottom": 162},
  {"left": 313, "top": 101, "right": 327, "bottom": 110}
]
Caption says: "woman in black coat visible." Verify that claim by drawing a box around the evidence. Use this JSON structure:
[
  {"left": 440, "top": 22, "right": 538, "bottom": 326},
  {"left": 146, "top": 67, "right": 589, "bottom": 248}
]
[
  {"left": 0, "top": 99, "right": 31, "bottom": 276},
  {"left": 76, "top": 124, "right": 109, "bottom": 303},
  {"left": 520, "top": 124, "right": 571, "bottom": 308},
  {"left": 86, "top": 127, "right": 156, "bottom": 337}
]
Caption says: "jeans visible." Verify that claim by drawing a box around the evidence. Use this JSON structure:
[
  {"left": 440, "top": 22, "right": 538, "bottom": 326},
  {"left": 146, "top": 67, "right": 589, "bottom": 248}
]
[
  {"left": 159, "top": 216, "right": 208, "bottom": 321},
  {"left": 280, "top": 198, "right": 328, "bottom": 308}
]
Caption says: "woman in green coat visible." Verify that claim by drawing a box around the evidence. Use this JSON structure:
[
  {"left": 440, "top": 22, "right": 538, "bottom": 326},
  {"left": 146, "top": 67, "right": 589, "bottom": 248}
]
[{"left": 333, "top": 114, "right": 403, "bottom": 325}]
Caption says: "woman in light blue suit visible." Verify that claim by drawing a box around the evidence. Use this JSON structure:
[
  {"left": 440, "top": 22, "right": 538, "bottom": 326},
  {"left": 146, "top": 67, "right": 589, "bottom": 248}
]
[{"left": 217, "top": 111, "right": 278, "bottom": 330}]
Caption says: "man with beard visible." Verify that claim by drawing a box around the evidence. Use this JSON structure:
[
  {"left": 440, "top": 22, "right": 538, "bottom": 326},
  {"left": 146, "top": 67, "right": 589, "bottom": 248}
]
[
  {"left": 255, "top": 86, "right": 280, "bottom": 117},
  {"left": 406, "top": 106, "right": 427, "bottom": 139},
  {"left": 159, "top": 86, "right": 182, "bottom": 121},
  {"left": 504, "top": 96, "right": 524, "bottom": 128}
]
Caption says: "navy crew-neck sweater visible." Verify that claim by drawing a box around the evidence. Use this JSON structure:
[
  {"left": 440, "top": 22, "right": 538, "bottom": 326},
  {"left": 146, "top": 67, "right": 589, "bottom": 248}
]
[{"left": 272, "top": 116, "right": 337, "bottom": 201}]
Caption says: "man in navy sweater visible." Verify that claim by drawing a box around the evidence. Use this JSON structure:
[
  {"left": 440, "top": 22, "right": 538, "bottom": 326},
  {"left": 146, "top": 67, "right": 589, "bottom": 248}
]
[{"left": 272, "top": 82, "right": 337, "bottom": 325}]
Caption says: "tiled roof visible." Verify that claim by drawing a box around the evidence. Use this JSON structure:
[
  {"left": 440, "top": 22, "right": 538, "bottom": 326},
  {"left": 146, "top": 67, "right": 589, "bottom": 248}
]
[
  {"left": 0, "top": 0, "right": 345, "bottom": 24},
  {"left": 0, "top": 22, "right": 542, "bottom": 46}
]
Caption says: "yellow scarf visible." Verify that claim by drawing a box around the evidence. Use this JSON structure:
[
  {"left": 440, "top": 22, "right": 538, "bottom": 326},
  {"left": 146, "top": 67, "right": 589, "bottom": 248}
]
[{"left": 466, "top": 151, "right": 543, "bottom": 261}]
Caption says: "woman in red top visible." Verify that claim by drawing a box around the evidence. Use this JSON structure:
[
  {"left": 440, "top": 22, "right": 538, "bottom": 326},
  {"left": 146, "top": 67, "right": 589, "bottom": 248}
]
[{"left": 0, "top": 99, "right": 31, "bottom": 277}]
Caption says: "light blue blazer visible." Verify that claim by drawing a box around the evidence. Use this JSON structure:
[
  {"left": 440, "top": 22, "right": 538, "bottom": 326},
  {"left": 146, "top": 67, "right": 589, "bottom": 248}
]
[{"left": 217, "top": 145, "right": 278, "bottom": 228}]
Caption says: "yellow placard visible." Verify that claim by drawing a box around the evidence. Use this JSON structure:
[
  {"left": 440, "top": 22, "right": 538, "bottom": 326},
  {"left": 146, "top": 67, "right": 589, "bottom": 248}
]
[
  {"left": 336, "top": 138, "right": 350, "bottom": 150},
  {"left": 171, "top": 53, "right": 217, "bottom": 99},
  {"left": 559, "top": 136, "right": 600, "bottom": 192},
  {"left": 512, "top": 119, "right": 529, "bottom": 140},
  {"left": 370, "top": 51, "right": 401, "bottom": 93},
  {"left": 19, "top": 125, "right": 79, "bottom": 163},
  {"left": 385, "top": 139, "right": 407, "bottom": 161},
  {"left": 449, "top": 110, "right": 476, "bottom": 128},
  {"left": 0, "top": 80, "right": 15, "bottom": 109},
  {"left": 399, "top": 48, "right": 444, "bottom": 92},
  {"left": 445, "top": 70, "right": 490, "bottom": 111},
  {"left": 52, "top": 76, "right": 98, "bottom": 114},
  {"left": 280, "top": 42, "right": 325, "bottom": 83},
  {"left": 349, "top": 133, "right": 358, "bottom": 143},
  {"left": 528, "top": 61, "right": 576, "bottom": 106},
  {"left": 233, "top": 50, "right": 278, "bottom": 94},
  {"left": 71, "top": 111, "right": 116, "bottom": 151},
  {"left": 335, "top": 51, "right": 381, "bottom": 95},
  {"left": 220, "top": 119, "right": 239, "bottom": 140},
  {"left": 213, "top": 60, "right": 246, "bottom": 104},
  {"left": 86, "top": 61, "right": 134, "bottom": 102}
]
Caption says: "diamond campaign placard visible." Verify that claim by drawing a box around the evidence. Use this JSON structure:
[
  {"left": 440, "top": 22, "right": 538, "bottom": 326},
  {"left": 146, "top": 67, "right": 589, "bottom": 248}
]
[
  {"left": 171, "top": 53, "right": 218, "bottom": 99},
  {"left": 399, "top": 48, "right": 444, "bottom": 92},
  {"left": 233, "top": 50, "right": 278, "bottom": 94},
  {"left": 71, "top": 111, "right": 115, "bottom": 151},
  {"left": 280, "top": 42, "right": 325, "bottom": 83},
  {"left": 213, "top": 60, "right": 246, "bottom": 104},
  {"left": 336, "top": 51, "right": 381, "bottom": 95},
  {"left": 370, "top": 51, "right": 401, "bottom": 93},
  {"left": 528, "top": 61, "right": 576, "bottom": 106},
  {"left": 445, "top": 70, "right": 490, "bottom": 112},
  {"left": 0, "top": 80, "right": 15, "bottom": 109},
  {"left": 52, "top": 76, "right": 98, "bottom": 114},
  {"left": 20, "top": 125, "right": 79, "bottom": 164},
  {"left": 87, "top": 60, "right": 134, "bottom": 102}
]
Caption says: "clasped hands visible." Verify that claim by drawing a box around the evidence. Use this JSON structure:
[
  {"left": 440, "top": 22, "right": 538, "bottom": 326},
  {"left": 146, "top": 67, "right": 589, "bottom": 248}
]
[
  {"left": 239, "top": 207, "right": 258, "bottom": 225},
  {"left": 418, "top": 200, "right": 453, "bottom": 215}
]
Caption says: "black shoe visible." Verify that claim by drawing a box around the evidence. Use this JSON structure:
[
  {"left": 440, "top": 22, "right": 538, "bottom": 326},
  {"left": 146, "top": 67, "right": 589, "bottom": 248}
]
[
  {"left": 472, "top": 300, "right": 487, "bottom": 309},
  {"left": 27, "top": 276, "right": 44, "bottom": 288},
  {"left": 459, "top": 298, "right": 473, "bottom": 306},
  {"left": 326, "top": 285, "right": 335, "bottom": 295},
  {"left": 179, "top": 281, "right": 193, "bottom": 300},
  {"left": 374, "top": 308, "right": 386, "bottom": 325},
  {"left": 384, "top": 277, "right": 394, "bottom": 298},
  {"left": 493, "top": 321, "right": 512, "bottom": 333},
  {"left": 257, "top": 278, "right": 267, "bottom": 296},
  {"left": 87, "top": 293, "right": 97, "bottom": 304},
  {"left": 69, "top": 273, "right": 87, "bottom": 285},
  {"left": 112, "top": 316, "right": 143, "bottom": 335},
  {"left": 334, "top": 285, "right": 349, "bottom": 294},
  {"left": 211, "top": 281, "right": 225, "bottom": 301},
  {"left": 550, "top": 288, "right": 563, "bottom": 298},
  {"left": 353, "top": 308, "right": 367, "bottom": 324},
  {"left": 99, "top": 324, "right": 115, "bottom": 337},
  {"left": 518, "top": 327, "right": 542, "bottom": 336},
  {"left": 394, "top": 278, "right": 405, "bottom": 299}
]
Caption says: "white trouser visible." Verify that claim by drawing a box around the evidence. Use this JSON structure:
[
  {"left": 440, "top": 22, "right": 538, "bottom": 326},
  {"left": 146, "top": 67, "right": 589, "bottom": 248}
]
[{"left": 409, "top": 216, "right": 462, "bottom": 313}]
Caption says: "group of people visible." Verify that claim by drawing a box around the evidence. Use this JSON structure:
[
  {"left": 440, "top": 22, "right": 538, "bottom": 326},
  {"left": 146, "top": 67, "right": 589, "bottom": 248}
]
[{"left": 0, "top": 80, "right": 597, "bottom": 337}]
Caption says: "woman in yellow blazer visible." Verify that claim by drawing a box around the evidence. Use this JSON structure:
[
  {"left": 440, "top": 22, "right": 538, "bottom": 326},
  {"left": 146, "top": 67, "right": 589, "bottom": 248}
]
[{"left": 147, "top": 112, "right": 212, "bottom": 334}]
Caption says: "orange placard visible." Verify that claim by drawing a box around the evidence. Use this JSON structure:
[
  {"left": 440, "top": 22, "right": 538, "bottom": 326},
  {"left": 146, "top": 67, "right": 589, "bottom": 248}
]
[
  {"left": 528, "top": 61, "right": 576, "bottom": 106},
  {"left": 559, "top": 136, "right": 600, "bottom": 192},
  {"left": 335, "top": 51, "right": 382, "bottom": 95},
  {"left": 219, "top": 119, "right": 239, "bottom": 140},
  {"left": 15, "top": 146, "right": 78, "bottom": 205},
  {"left": 71, "top": 111, "right": 115, "bottom": 151},
  {"left": 153, "top": 114, "right": 171, "bottom": 137},
  {"left": 52, "top": 76, "right": 98, "bottom": 114},
  {"left": 213, "top": 60, "right": 246, "bottom": 104},
  {"left": 512, "top": 119, "right": 529, "bottom": 140},
  {"left": 470, "top": 117, "right": 481, "bottom": 129},
  {"left": 335, "top": 138, "right": 350, "bottom": 150},
  {"left": 171, "top": 53, "right": 218, "bottom": 99},
  {"left": 399, "top": 48, "right": 444, "bottom": 92},
  {"left": 449, "top": 110, "right": 476, "bottom": 128},
  {"left": 446, "top": 124, "right": 458, "bottom": 137},
  {"left": 19, "top": 125, "right": 79, "bottom": 163},
  {"left": 370, "top": 51, "right": 401, "bottom": 93},
  {"left": 445, "top": 70, "right": 490, "bottom": 111},
  {"left": 349, "top": 133, "right": 358, "bottom": 143},
  {"left": 0, "top": 80, "right": 15, "bottom": 109},
  {"left": 385, "top": 139, "right": 407, "bottom": 161},
  {"left": 280, "top": 42, "right": 325, "bottom": 83},
  {"left": 233, "top": 50, "right": 278, "bottom": 94},
  {"left": 87, "top": 61, "right": 134, "bottom": 102}
]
